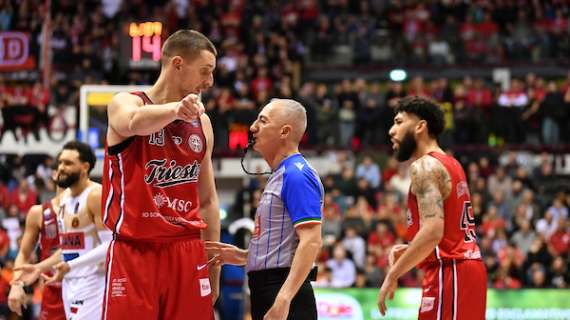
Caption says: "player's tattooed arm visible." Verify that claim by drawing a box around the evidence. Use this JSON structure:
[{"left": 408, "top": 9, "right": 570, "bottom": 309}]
[{"left": 410, "top": 156, "right": 451, "bottom": 223}]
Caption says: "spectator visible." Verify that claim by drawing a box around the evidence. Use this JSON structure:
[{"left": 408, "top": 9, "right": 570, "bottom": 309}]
[
  {"left": 540, "top": 81, "right": 566, "bottom": 144},
  {"left": 326, "top": 244, "right": 356, "bottom": 288},
  {"left": 488, "top": 166, "right": 513, "bottom": 198},
  {"left": 342, "top": 227, "right": 366, "bottom": 269},
  {"left": 8, "top": 180, "right": 37, "bottom": 217},
  {"left": 1, "top": 205, "right": 21, "bottom": 259},
  {"left": 387, "top": 165, "right": 410, "bottom": 200},
  {"left": 548, "top": 218, "right": 570, "bottom": 256},
  {"left": 511, "top": 220, "right": 537, "bottom": 256},
  {"left": 536, "top": 210, "right": 558, "bottom": 240},
  {"left": 549, "top": 257, "right": 568, "bottom": 288},
  {"left": 355, "top": 156, "right": 381, "bottom": 189}
]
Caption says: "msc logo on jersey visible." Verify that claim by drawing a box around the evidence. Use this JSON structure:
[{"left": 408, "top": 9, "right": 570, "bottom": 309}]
[
  {"left": 153, "top": 193, "right": 193, "bottom": 212},
  {"left": 188, "top": 134, "right": 203, "bottom": 153},
  {"left": 144, "top": 159, "right": 200, "bottom": 188},
  {"left": 406, "top": 209, "right": 413, "bottom": 227}
]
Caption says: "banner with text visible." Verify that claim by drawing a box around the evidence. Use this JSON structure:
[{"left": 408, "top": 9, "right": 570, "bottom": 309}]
[{"left": 315, "top": 288, "right": 570, "bottom": 320}]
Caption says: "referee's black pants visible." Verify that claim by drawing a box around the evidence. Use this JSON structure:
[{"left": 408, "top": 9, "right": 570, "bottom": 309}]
[{"left": 248, "top": 267, "right": 317, "bottom": 320}]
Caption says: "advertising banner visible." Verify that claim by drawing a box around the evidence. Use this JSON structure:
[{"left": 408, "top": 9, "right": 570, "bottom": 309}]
[
  {"left": 0, "top": 32, "right": 36, "bottom": 71},
  {"left": 315, "top": 288, "right": 570, "bottom": 320}
]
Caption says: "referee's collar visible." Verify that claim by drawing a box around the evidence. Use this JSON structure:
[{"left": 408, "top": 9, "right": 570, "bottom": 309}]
[{"left": 277, "top": 153, "right": 302, "bottom": 170}]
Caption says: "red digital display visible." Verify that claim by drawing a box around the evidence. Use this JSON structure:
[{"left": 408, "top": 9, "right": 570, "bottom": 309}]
[{"left": 126, "top": 22, "right": 162, "bottom": 69}]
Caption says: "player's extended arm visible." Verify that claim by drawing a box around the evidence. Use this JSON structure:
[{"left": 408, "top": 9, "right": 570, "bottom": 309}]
[
  {"left": 107, "top": 92, "right": 204, "bottom": 142},
  {"left": 387, "top": 157, "right": 451, "bottom": 280},
  {"left": 198, "top": 114, "right": 221, "bottom": 302},
  {"left": 266, "top": 224, "right": 322, "bottom": 318},
  {"left": 12, "top": 205, "right": 42, "bottom": 281},
  {"left": 9, "top": 205, "right": 42, "bottom": 315},
  {"left": 65, "top": 186, "right": 111, "bottom": 273}
]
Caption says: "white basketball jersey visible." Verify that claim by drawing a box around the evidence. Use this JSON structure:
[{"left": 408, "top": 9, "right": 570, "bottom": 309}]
[{"left": 58, "top": 184, "right": 102, "bottom": 278}]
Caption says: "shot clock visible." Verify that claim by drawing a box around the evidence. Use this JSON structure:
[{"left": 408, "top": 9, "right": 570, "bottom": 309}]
[{"left": 120, "top": 22, "right": 163, "bottom": 70}]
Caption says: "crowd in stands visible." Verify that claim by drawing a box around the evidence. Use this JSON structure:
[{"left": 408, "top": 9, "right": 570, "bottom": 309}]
[{"left": 1, "top": 0, "right": 570, "bottom": 148}]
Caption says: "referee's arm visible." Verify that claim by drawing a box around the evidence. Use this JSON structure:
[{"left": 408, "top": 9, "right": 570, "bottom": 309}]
[{"left": 266, "top": 223, "right": 322, "bottom": 318}]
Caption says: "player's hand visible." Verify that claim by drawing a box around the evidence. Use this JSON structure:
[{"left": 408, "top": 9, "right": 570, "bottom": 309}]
[
  {"left": 205, "top": 241, "right": 248, "bottom": 266},
  {"left": 175, "top": 93, "right": 204, "bottom": 122},
  {"left": 264, "top": 296, "right": 290, "bottom": 320},
  {"left": 13, "top": 264, "right": 41, "bottom": 285},
  {"left": 209, "top": 266, "right": 220, "bottom": 304},
  {"left": 377, "top": 272, "right": 398, "bottom": 316},
  {"left": 43, "top": 262, "right": 70, "bottom": 285},
  {"left": 388, "top": 244, "right": 408, "bottom": 267},
  {"left": 7, "top": 282, "right": 27, "bottom": 316}
]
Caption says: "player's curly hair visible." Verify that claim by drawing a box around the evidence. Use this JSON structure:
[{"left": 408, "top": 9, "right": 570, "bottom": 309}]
[
  {"left": 395, "top": 96, "right": 445, "bottom": 138},
  {"left": 62, "top": 141, "right": 96, "bottom": 174}
]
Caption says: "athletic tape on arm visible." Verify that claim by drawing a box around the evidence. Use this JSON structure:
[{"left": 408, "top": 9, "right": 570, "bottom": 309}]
[{"left": 68, "top": 230, "right": 112, "bottom": 271}]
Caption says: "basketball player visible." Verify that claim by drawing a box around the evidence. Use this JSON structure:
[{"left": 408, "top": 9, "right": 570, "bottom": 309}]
[
  {"left": 8, "top": 163, "right": 66, "bottom": 320},
  {"left": 206, "top": 99, "right": 323, "bottom": 320},
  {"left": 377, "top": 97, "right": 487, "bottom": 319},
  {"left": 102, "top": 29, "right": 220, "bottom": 319},
  {"left": 15, "top": 141, "right": 111, "bottom": 320}
]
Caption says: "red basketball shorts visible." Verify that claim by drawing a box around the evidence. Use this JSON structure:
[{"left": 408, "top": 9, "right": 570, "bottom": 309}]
[
  {"left": 418, "top": 259, "right": 487, "bottom": 320},
  {"left": 102, "top": 237, "right": 214, "bottom": 320},
  {"left": 40, "top": 283, "right": 66, "bottom": 320}
]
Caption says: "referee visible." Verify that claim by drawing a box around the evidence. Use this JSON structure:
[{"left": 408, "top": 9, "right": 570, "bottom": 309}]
[{"left": 207, "top": 98, "right": 323, "bottom": 320}]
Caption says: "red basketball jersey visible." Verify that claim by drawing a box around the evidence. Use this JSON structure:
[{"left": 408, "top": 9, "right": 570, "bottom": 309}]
[
  {"left": 102, "top": 92, "right": 207, "bottom": 241},
  {"left": 39, "top": 201, "right": 60, "bottom": 261},
  {"left": 407, "top": 151, "right": 481, "bottom": 268}
]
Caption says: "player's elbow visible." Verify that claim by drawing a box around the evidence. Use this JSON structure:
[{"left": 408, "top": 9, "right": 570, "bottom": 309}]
[{"left": 423, "top": 220, "right": 444, "bottom": 244}]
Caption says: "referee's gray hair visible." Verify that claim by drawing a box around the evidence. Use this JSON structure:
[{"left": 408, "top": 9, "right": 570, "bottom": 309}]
[{"left": 270, "top": 98, "right": 307, "bottom": 136}]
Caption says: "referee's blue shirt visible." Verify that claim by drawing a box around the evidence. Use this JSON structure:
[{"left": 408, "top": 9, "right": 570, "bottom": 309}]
[{"left": 246, "top": 153, "right": 324, "bottom": 272}]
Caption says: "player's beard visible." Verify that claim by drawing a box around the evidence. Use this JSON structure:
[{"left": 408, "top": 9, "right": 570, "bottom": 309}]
[
  {"left": 395, "top": 130, "right": 417, "bottom": 162},
  {"left": 56, "top": 171, "right": 80, "bottom": 188}
]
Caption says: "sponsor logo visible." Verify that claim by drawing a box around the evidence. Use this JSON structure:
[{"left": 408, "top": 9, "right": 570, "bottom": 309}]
[
  {"left": 172, "top": 136, "right": 182, "bottom": 145},
  {"left": 0, "top": 32, "right": 29, "bottom": 66},
  {"left": 464, "top": 249, "right": 482, "bottom": 259},
  {"left": 71, "top": 217, "right": 80, "bottom": 228},
  {"left": 71, "top": 300, "right": 84, "bottom": 306},
  {"left": 199, "top": 278, "right": 211, "bottom": 297},
  {"left": 141, "top": 212, "right": 189, "bottom": 225},
  {"left": 294, "top": 162, "right": 305, "bottom": 171},
  {"left": 253, "top": 215, "right": 261, "bottom": 239},
  {"left": 144, "top": 159, "right": 200, "bottom": 188},
  {"left": 456, "top": 181, "right": 469, "bottom": 198},
  {"left": 420, "top": 297, "right": 435, "bottom": 313},
  {"left": 188, "top": 134, "right": 203, "bottom": 153},
  {"left": 60, "top": 232, "right": 85, "bottom": 250},
  {"left": 111, "top": 277, "right": 127, "bottom": 297},
  {"left": 316, "top": 293, "right": 364, "bottom": 320},
  {"left": 153, "top": 193, "right": 193, "bottom": 213}
]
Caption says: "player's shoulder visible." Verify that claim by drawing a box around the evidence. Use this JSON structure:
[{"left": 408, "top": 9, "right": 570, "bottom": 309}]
[
  {"left": 411, "top": 155, "right": 449, "bottom": 184},
  {"left": 25, "top": 204, "right": 44, "bottom": 225},
  {"left": 110, "top": 92, "right": 145, "bottom": 107},
  {"left": 411, "top": 155, "right": 452, "bottom": 197},
  {"left": 87, "top": 182, "right": 103, "bottom": 197},
  {"left": 27, "top": 204, "right": 44, "bottom": 216}
]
